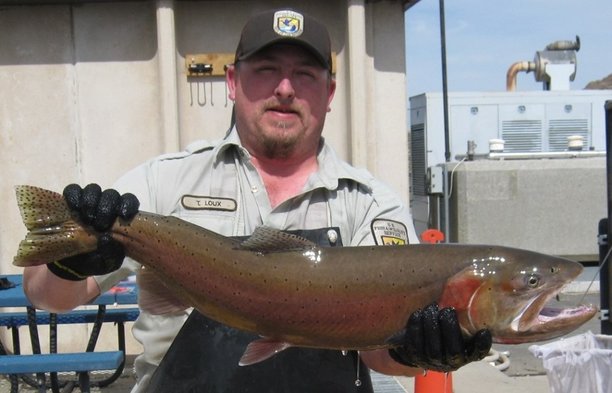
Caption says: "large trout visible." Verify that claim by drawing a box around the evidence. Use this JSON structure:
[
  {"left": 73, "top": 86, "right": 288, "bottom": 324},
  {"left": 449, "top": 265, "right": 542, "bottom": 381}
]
[{"left": 13, "top": 185, "right": 596, "bottom": 365}]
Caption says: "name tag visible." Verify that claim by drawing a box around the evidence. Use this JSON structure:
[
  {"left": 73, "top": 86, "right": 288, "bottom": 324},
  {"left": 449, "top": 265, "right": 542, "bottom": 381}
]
[{"left": 181, "top": 195, "right": 237, "bottom": 211}]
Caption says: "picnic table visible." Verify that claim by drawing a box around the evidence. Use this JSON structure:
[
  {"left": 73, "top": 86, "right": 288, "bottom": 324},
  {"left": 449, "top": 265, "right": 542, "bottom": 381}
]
[{"left": 0, "top": 274, "right": 139, "bottom": 393}]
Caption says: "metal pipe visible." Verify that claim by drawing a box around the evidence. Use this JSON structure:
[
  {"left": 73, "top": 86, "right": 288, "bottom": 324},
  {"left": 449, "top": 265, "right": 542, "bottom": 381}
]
[
  {"left": 485, "top": 150, "right": 605, "bottom": 160},
  {"left": 545, "top": 35, "right": 580, "bottom": 51},
  {"left": 604, "top": 99, "right": 612, "bottom": 334},
  {"left": 599, "top": 218, "right": 610, "bottom": 334},
  {"left": 506, "top": 60, "right": 536, "bottom": 91},
  {"left": 439, "top": 0, "right": 450, "bottom": 242}
]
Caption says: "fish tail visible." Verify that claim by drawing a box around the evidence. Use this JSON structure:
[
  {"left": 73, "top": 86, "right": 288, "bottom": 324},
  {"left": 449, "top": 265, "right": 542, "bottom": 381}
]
[{"left": 13, "top": 185, "right": 98, "bottom": 267}]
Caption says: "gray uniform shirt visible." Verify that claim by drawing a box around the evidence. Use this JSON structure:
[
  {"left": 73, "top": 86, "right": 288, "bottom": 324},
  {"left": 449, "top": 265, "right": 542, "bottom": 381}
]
[{"left": 94, "top": 127, "right": 418, "bottom": 392}]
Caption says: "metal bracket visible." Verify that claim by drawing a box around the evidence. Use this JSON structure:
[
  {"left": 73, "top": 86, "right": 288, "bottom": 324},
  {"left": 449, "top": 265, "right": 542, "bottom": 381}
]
[
  {"left": 600, "top": 309, "right": 609, "bottom": 321},
  {"left": 186, "top": 53, "right": 235, "bottom": 77},
  {"left": 598, "top": 233, "right": 608, "bottom": 246}
]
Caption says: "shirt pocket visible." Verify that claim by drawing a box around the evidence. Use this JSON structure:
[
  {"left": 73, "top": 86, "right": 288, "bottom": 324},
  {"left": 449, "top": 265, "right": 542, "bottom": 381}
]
[{"left": 175, "top": 208, "right": 237, "bottom": 236}]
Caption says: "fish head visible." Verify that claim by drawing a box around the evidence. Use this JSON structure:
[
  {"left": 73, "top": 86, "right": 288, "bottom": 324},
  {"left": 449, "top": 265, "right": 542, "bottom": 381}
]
[{"left": 440, "top": 246, "right": 597, "bottom": 344}]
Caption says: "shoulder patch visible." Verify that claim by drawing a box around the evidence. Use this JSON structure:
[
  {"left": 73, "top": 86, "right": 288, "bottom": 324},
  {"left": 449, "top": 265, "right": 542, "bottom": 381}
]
[{"left": 371, "top": 219, "right": 409, "bottom": 245}]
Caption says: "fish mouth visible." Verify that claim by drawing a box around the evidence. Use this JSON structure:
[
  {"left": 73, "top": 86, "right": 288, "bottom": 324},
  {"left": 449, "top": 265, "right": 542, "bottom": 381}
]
[{"left": 505, "top": 287, "right": 598, "bottom": 344}]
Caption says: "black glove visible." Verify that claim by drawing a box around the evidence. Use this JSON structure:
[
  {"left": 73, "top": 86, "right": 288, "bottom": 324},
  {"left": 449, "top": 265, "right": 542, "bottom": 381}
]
[
  {"left": 389, "top": 303, "right": 492, "bottom": 372},
  {"left": 47, "top": 183, "right": 140, "bottom": 281}
]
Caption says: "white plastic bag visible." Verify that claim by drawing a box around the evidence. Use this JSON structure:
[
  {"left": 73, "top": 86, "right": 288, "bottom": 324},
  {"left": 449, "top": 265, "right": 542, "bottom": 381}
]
[{"left": 529, "top": 331, "right": 612, "bottom": 393}]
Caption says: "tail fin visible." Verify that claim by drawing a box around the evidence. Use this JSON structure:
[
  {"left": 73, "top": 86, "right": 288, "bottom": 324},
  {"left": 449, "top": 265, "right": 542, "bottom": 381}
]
[{"left": 13, "top": 186, "right": 98, "bottom": 267}]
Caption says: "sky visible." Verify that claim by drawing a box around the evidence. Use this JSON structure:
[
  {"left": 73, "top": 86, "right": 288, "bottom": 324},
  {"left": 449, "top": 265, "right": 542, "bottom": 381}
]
[{"left": 404, "top": 0, "right": 612, "bottom": 96}]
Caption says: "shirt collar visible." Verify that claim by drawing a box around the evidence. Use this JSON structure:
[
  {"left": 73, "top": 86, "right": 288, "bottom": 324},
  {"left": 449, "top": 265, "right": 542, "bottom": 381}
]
[
  {"left": 211, "top": 126, "right": 247, "bottom": 162},
  {"left": 310, "top": 143, "right": 373, "bottom": 192},
  {"left": 213, "top": 126, "right": 373, "bottom": 192}
]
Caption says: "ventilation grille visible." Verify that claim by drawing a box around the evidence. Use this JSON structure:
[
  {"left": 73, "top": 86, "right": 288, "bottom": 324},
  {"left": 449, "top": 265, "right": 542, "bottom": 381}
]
[
  {"left": 549, "top": 118, "right": 589, "bottom": 151},
  {"left": 502, "top": 120, "right": 543, "bottom": 152},
  {"left": 410, "top": 123, "right": 426, "bottom": 196}
]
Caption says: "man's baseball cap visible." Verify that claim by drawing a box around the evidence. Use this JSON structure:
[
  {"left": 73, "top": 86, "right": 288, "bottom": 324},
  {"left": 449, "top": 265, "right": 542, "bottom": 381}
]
[{"left": 234, "top": 9, "right": 332, "bottom": 72}]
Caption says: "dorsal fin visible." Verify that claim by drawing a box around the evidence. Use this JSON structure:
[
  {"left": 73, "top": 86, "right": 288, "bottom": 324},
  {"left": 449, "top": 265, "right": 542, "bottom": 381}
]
[{"left": 239, "top": 226, "right": 317, "bottom": 253}]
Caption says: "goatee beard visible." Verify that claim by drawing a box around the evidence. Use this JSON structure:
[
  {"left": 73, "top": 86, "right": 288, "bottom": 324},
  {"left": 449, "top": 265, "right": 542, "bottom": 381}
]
[{"left": 259, "top": 122, "right": 301, "bottom": 159}]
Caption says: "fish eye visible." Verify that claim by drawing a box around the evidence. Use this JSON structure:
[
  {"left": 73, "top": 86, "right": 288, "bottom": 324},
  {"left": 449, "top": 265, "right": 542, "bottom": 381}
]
[{"left": 527, "top": 274, "right": 540, "bottom": 288}]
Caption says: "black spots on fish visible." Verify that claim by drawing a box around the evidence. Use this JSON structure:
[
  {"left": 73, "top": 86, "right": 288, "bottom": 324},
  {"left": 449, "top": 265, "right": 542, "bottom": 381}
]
[
  {"left": 238, "top": 269, "right": 253, "bottom": 278},
  {"left": 176, "top": 239, "right": 188, "bottom": 251}
]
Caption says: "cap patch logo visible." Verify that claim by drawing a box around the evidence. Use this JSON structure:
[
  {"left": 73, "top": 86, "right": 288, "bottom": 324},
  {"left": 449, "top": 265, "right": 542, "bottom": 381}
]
[{"left": 273, "top": 10, "right": 304, "bottom": 37}]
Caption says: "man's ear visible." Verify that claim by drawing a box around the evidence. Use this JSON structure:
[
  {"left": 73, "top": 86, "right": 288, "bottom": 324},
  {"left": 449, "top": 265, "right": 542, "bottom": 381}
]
[{"left": 226, "top": 64, "right": 237, "bottom": 101}]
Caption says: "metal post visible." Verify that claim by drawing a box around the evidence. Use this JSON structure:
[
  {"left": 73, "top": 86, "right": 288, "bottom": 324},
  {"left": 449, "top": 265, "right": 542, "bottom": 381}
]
[
  {"left": 599, "top": 218, "right": 610, "bottom": 334},
  {"left": 439, "top": 0, "right": 451, "bottom": 242},
  {"left": 604, "top": 100, "right": 612, "bottom": 334}
]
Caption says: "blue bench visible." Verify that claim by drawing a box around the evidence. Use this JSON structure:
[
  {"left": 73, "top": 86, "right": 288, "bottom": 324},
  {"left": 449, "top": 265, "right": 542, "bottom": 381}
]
[
  {"left": 0, "top": 307, "right": 140, "bottom": 327},
  {"left": 0, "top": 351, "right": 124, "bottom": 374},
  {"left": 0, "top": 306, "right": 139, "bottom": 393}
]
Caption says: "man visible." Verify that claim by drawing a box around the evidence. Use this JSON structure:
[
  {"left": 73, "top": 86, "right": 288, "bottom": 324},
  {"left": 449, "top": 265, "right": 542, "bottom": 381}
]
[{"left": 23, "top": 9, "right": 490, "bottom": 392}]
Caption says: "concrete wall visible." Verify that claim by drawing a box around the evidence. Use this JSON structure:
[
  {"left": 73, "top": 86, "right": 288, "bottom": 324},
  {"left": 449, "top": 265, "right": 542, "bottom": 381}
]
[
  {"left": 449, "top": 157, "right": 605, "bottom": 261},
  {"left": 1, "top": 0, "right": 410, "bottom": 353}
]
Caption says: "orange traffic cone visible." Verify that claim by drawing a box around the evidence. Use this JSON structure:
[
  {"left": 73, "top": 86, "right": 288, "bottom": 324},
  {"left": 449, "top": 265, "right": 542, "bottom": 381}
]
[
  {"left": 415, "top": 371, "right": 453, "bottom": 393},
  {"left": 415, "top": 229, "right": 453, "bottom": 392}
]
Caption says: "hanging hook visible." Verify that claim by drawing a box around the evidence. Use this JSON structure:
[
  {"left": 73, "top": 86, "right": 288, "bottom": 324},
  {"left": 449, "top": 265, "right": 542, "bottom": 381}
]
[{"left": 197, "top": 81, "right": 206, "bottom": 106}]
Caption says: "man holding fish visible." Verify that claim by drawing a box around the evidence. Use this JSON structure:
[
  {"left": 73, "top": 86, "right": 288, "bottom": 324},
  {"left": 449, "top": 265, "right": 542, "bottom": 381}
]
[{"left": 21, "top": 8, "right": 493, "bottom": 392}]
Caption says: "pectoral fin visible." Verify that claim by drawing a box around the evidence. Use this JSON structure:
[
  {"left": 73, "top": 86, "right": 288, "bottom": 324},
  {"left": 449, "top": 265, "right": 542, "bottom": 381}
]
[
  {"left": 239, "top": 338, "right": 292, "bottom": 366},
  {"left": 137, "top": 267, "right": 189, "bottom": 314}
]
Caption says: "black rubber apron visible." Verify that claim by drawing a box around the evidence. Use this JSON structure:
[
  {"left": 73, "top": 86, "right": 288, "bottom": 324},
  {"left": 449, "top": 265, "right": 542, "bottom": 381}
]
[{"left": 147, "top": 228, "right": 374, "bottom": 393}]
